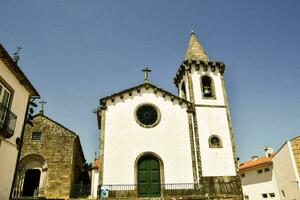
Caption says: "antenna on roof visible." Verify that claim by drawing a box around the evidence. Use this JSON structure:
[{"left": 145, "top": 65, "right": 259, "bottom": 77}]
[
  {"left": 13, "top": 46, "right": 22, "bottom": 64},
  {"left": 94, "top": 151, "right": 97, "bottom": 160}
]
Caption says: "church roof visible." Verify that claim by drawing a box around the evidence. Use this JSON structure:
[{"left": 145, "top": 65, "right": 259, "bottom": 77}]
[
  {"left": 33, "top": 113, "right": 77, "bottom": 136},
  {"left": 184, "top": 31, "right": 209, "bottom": 61},
  {"left": 100, "top": 82, "right": 191, "bottom": 106},
  {"left": 0, "top": 43, "right": 39, "bottom": 96}
]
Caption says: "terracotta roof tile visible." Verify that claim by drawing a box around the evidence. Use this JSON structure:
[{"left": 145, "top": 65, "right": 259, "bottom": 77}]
[
  {"left": 239, "top": 155, "right": 274, "bottom": 171},
  {"left": 92, "top": 159, "right": 100, "bottom": 169}
]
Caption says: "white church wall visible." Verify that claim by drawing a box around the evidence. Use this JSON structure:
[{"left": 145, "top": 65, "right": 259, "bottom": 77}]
[
  {"left": 0, "top": 59, "right": 30, "bottom": 200},
  {"left": 102, "top": 89, "right": 194, "bottom": 185},
  {"left": 196, "top": 107, "right": 236, "bottom": 176}
]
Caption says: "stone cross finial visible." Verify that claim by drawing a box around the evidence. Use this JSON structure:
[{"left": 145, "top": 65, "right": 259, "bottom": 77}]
[
  {"left": 39, "top": 100, "right": 47, "bottom": 114},
  {"left": 142, "top": 67, "right": 151, "bottom": 83}
]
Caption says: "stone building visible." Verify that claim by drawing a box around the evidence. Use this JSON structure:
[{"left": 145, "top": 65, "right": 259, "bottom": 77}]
[
  {"left": 239, "top": 137, "right": 300, "bottom": 200},
  {"left": 0, "top": 44, "right": 39, "bottom": 200},
  {"left": 95, "top": 32, "right": 243, "bottom": 199},
  {"left": 12, "top": 113, "right": 87, "bottom": 199}
]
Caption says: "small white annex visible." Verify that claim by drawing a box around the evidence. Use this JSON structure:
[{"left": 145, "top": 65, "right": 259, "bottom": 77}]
[
  {"left": 239, "top": 138, "right": 300, "bottom": 200},
  {"left": 95, "top": 32, "right": 241, "bottom": 199}
]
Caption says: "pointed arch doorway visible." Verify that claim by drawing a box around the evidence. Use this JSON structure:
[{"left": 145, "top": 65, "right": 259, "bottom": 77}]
[
  {"left": 137, "top": 155, "right": 161, "bottom": 197},
  {"left": 22, "top": 169, "right": 41, "bottom": 196}
]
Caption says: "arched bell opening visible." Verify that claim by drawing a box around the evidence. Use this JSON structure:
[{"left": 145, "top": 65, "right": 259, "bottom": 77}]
[
  {"left": 181, "top": 81, "right": 187, "bottom": 100},
  {"left": 201, "top": 75, "right": 215, "bottom": 98}
]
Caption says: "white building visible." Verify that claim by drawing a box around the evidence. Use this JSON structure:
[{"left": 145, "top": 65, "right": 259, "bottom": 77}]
[
  {"left": 94, "top": 32, "right": 242, "bottom": 199},
  {"left": 240, "top": 137, "right": 300, "bottom": 200},
  {"left": 90, "top": 159, "right": 99, "bottom": 198},
  {"left": 0, "top": 44, "right": 39, "bottom": 200}
]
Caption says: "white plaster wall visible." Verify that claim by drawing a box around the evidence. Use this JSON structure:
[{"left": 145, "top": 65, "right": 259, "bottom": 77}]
[
  {"left": 191, "top": 67, "right": 225, "bottom": 105},
  {"left": 272, "top": 142, "right": 300, "bottom": 200},
  {"left": 102, "top": 89, "right": 194, "bottom": 185},
  {"left": 196, "top": 107, "right": 236, "bottom": 176},
  {"left": 0, "top": 60, "right": 30, "bottom": 200},
  {"left": 91, "top": 169, "right": 99, "bottom": 198},
  {"left": 241, "top": 165, "right": 279, "bottom": 200}
]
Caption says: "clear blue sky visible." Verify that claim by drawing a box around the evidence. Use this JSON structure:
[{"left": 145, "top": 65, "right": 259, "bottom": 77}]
[{"left": 1, "top": 0, "right": 300, "bottom": 163}]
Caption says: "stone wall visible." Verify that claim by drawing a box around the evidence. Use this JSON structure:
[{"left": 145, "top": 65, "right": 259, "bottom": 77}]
[
  {"left": 291, "top": 136, "right": 300, "bottom": 177},
  {"left": 18, "top": 114, "right": 85, "bottom": 199},
  {"left": 71, "top": 137, "right": 86, "bottom": 185}
]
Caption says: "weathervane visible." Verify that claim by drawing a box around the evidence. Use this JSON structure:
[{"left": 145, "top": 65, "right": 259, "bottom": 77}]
[
  {"left": 39, "top": 100, "right": 47, "bottom": 114},
  {"left": 13, "top": 46, "right": 22, "bottom": 64},
  {"left": 142, "top": 67, "right": 151, "bottom": 83}
]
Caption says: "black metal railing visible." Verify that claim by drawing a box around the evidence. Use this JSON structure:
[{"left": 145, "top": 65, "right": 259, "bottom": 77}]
[
  {"left": 101, "top": 184, "right": 137, "bottom": 198},
  {"left": 0, "top": 102, "right": 17, "bottom": 138},
  {"left": 100, "top": 182, "right": 238, "bottom": 198}
]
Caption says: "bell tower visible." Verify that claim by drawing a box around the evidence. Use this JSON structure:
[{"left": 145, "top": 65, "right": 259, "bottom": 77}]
[{"left": 174, "top": 32, "right": 242, "bottom": 194}]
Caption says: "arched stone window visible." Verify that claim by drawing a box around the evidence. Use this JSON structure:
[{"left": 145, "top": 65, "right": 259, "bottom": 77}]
[
  {"left": 201, "top": 76, "right": 215, "bottom": 98},
  {"left": 181, "top": 81, "right": 187, "bottom": 99},
  {"left": 209, "top": 135, "right": 222, "bottom": 148}
]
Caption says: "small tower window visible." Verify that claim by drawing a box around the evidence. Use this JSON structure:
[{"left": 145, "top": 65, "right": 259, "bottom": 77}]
[
  {"left": 209, "top": 135, "right": 222, "bottom": 148},
  {"left": 201, "top": 76, "right": 214, "bottom": 98},
  {"left": 181, "top": 81, "right": 187, "bottom": 99},
  {"left": 31, "top": 132, "right": 41, "bottom": 140}
]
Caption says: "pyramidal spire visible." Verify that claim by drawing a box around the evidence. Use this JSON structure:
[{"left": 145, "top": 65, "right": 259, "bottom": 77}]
[{"left": 184, "top": 31, "right": 209, "bottom": 61}]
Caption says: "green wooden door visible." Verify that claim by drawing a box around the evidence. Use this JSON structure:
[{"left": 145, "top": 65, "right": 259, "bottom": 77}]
[{"left": 138, "top": 156, "right": 161, "bottom": 197}]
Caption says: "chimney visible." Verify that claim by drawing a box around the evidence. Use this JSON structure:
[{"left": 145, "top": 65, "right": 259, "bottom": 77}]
[
  {"left": 251, "top": 155, "right": 258, "bottom": 160},
  {"left": 264, "top": 146, "right": 274, "bottom": 158}
]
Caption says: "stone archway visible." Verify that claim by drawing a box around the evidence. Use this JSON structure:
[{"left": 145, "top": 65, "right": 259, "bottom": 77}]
[
  {"left": 13, "top": 154, "right": 47, "bottom": 197},
  {"left": 22, "top": 169, "right": 41, "bottom": 196}
]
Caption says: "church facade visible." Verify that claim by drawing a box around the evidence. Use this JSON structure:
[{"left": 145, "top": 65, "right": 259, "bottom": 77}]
[
  {"left": 12, "top": 113, "right": 88, "bottom": 199},
  {"left": 96, "top": 32, "right": 243, "bottom": 199}
]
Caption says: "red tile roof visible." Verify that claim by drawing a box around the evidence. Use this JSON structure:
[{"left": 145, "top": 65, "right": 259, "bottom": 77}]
[{"left": 239, "top": 155, "right": 274, "bottom": 171}]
